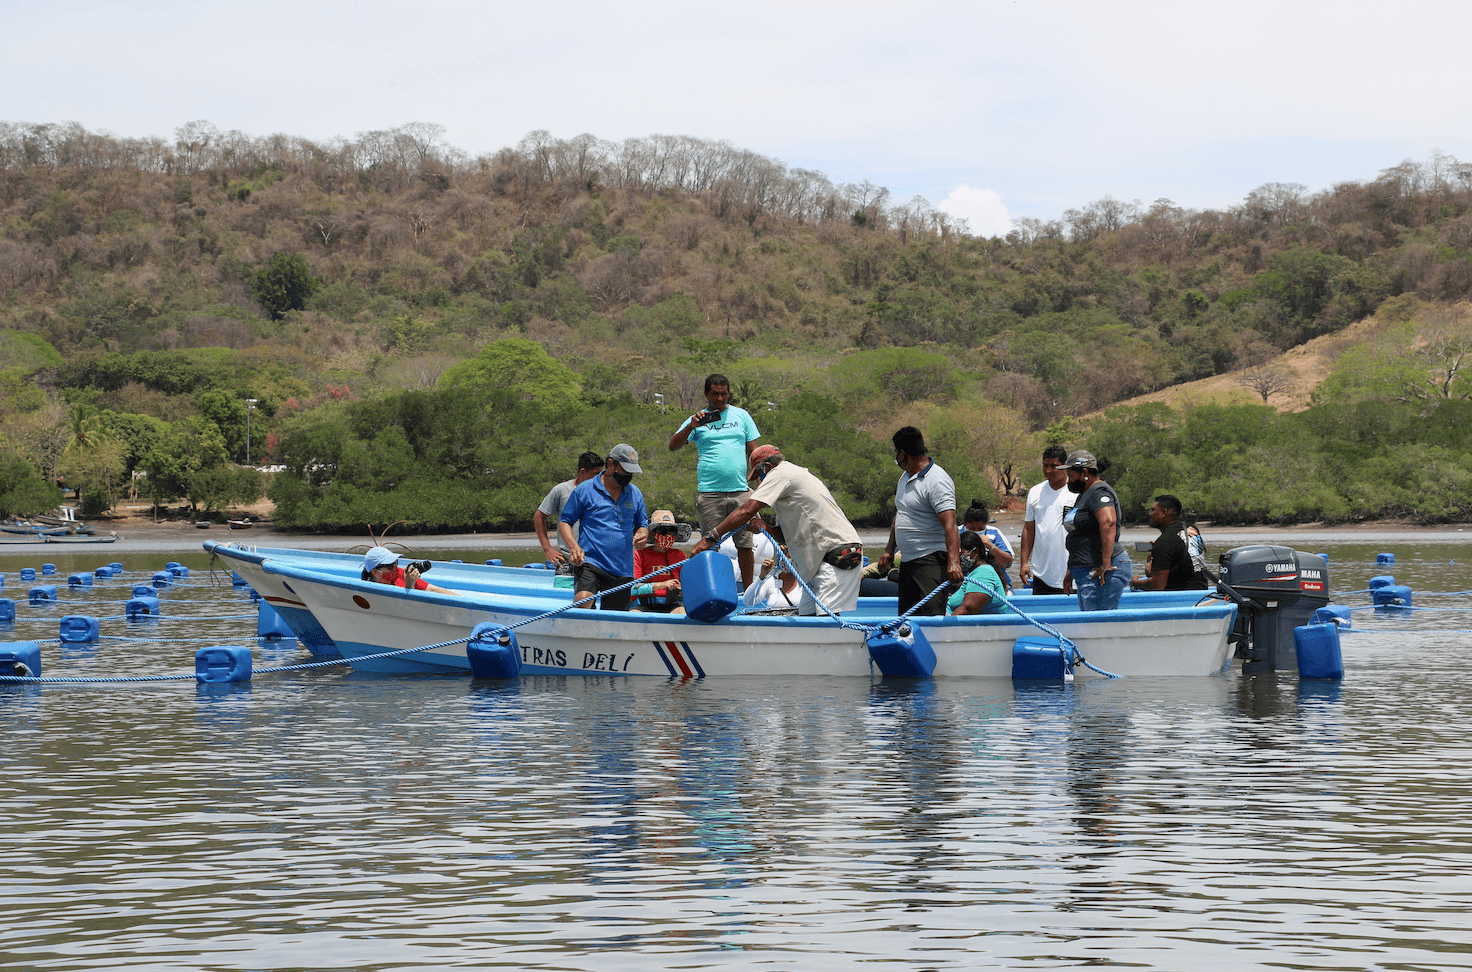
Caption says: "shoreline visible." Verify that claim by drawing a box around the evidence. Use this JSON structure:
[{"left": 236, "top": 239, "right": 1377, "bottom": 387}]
[{"left": 4, "top": 511, "right": 1468, "bottom": 556}]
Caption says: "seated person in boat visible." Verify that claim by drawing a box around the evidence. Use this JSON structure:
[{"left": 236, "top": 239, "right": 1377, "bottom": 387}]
[
  {"left": 1129, "top": 495, "right": 1208, "bottom": 591},
  {"left": 361, "top": 547, "right": 461, "bottom": 595},
  {"left": 559, "top": 443, "right": 648, "bottom": 611},
  {"left": 742, "top": 554, "right": 802, "bottom": 610},
  {"left": 961, "top": 499, "right": 1015, "bottom": 591},
  {"left": 631, "top": 509, "right": 686, "bottom": 613},
  {"left": 947, "top": 531, "right": 1012, "bottom": 616}
]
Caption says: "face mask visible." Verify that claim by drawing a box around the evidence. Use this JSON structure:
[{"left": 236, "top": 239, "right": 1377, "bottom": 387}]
[
  {"left": 1067, "top": 478, "right": 1086, "bottom": 494},
  {"left": 894, "top": 449, "right": 906, "bottom": 468},
  {"left": 612, "top": 471, "right": 633, "bottom": 488},
  {"left": 653, "top": 531, "right": 675, "bottom": 550},
  {"left": 960, "top": 553, "right": 980, "bottom": 573}
]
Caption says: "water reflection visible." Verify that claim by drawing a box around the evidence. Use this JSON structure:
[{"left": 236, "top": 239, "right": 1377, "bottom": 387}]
[{"left": 3, "top": 545, "right": 1472, "bottom": 968}]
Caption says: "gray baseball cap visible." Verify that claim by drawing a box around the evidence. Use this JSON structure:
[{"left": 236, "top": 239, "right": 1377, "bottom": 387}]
[{"left": 608, "top": 443, "right": 643, "bottom": 473}]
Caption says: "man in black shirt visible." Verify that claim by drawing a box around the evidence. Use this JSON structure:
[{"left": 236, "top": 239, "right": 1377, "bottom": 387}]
[{"left": 1130, "top": 495, "right": 1207, "bottom": 591}]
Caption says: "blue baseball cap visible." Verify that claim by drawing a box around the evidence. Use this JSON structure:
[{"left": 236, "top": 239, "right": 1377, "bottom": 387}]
[{"left": 363, "top": 546, "right": 399, "bottom": 572}]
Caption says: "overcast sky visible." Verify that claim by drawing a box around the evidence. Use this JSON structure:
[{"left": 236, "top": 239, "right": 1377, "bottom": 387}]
[{"left": 8, "top": 0, "right": 1471, "bottom": 236}]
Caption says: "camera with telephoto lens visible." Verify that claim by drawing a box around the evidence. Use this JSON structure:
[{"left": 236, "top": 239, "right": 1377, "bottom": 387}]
[{"left": 406, "top": 560, "right": 432, "bottom": 573}]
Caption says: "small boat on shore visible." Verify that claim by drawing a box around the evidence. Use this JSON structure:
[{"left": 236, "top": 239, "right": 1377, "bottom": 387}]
[{"left": 42, "top": 532, "right": 120, "bottom": 544}]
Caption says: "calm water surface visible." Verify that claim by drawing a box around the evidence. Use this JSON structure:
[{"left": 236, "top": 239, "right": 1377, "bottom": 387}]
[{"left": 2, "top": 541, "right": 1471, "bottom": 970}]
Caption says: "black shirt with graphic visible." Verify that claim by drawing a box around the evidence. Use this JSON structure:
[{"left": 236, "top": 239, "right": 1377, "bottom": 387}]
[
  {"left": 1151, "top": 526, "right": 1208, "bottom": 590},
  {"left": 1064, "top": 481, "right": 1126, "bottom": 568}
]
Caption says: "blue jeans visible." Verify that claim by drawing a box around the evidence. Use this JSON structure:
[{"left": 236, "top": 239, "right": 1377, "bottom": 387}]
[{"left": 1070, "top": 551, "right": 1131, "bottom": 612}]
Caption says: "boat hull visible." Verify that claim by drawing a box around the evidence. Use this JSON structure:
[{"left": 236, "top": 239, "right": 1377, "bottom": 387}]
[{"left": 260, "top": 558, "right": 1237, "bottom": 679}]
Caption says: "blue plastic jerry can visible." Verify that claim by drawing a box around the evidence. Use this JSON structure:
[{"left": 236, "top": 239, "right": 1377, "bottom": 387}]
[
  {"left": 681, "top": 551, "right": 740, "bottom": 622},
  {"left": 867, "top": 623, "right": 937, "bottom": 677}
]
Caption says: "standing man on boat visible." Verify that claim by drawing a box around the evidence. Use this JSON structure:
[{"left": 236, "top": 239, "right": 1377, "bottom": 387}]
[
  {"left": 1019, "top": 445, "right": 1074, "bottom": 595},
  {"left": 690, "top": 445, "right": 864, "bottom": 616},
  {"left": 558, "top": 444, "right": 648, "bottom": 611},
  {"left": 874, "top": 427, "right": 962, "bottom": 616},
  {"left": 668, "top": 373, "right": 762, "bottom": 590},
  {"left": 1129, "top": 495, "right": 1208, "bottom": 591},
  {"left": 533, "top": 451, "right": 605, "bottom": 570}
]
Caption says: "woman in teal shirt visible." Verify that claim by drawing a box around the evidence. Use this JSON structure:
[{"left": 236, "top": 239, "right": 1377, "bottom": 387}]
[{"left": 947, "top": 531, "right": 1011, "bottom": 616}]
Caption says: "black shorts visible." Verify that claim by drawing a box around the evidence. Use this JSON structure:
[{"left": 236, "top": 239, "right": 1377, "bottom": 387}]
[
  {"left": 1030, "top": 578, "right": 1067, "bottom": 596},
  {"left": 573, "top": 563, "right": 633, "bottom": 612}
]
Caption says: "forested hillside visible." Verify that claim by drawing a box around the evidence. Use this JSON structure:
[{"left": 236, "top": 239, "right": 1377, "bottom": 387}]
[{"left": 2, "top": 121, "right": 1470, "bottom": 528}]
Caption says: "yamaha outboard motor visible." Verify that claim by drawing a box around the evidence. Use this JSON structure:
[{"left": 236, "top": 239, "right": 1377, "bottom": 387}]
[{"left": 1218, "top": 545, "right": 1330, "bottom": 674}]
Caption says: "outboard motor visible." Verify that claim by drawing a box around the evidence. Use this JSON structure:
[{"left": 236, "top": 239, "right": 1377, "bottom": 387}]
[{"left": 1218, "top": 545, "right": 1330, "bottom": 673}]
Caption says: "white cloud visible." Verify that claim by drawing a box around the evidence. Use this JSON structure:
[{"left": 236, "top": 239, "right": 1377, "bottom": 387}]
[{"left": 936, "top": 185, "right": 1013, "bottom": 239}]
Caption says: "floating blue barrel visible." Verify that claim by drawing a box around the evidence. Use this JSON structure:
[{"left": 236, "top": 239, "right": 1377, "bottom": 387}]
[
  {"left": 165, "top": 561, "right": 182, "bottom": 569},
  {"left": 1013, "top": 635, "right": 1069, "bottom": 679},
  {"left": 41, "top": 564, "right": 56, "bottom": 575},
  {"left": 132, "top": 584, "right": 155, "bottom": 598},
  {"left": 93, "top": 566, "right": 113, "bottom": 578},
  {"left": 451, "top": 559, "right": 463, "bottom": 563},
  {"left": 58, "top": 615, "right": 101, "bottom": 643},
  {"left": 256, "top": 601, "right": 295, "bottom": 639},
  {"left": 681, "top": 551, "right": 740, "bottom": 622},
  {"left": 867, "top": 623, "right": 937, "bottom": 677},
  {"left": 151, "top": 572, "right": 172, "bottom": 588},
  {"left": 484, "top": 559, "right": 502, "bottom": 566},
  {"left": 467, "top": 623, "right": 522, "bottom": 678},
  {"left": 126, "top": 595, "right": 161, "bottom": 619},
  {"left": 1377, "top": 552, "right": 1395, "bottom": 564},
  {"left": 0, "top": 641, "right": 41, "bottom": 678},
  {"left": 230, "top": 572, "right": 247, "bottom": 587},
  {"left": 195, "top": 646, "right": 253, "bottom": 683},
  {"left": 1373, "top": 585, "right": 1412, "bottom": 608},
  {"left": 20, "top": 568, "right": 36, "bottom": 581},
  {"left": 1316, "top": 553, "right": 1329, "bottom": 565},
  {"left": 0, "top": 599, "right": 14, "bottom": 622},
  {"left": 168, "top": 565, "right": 188, "bottom": 577},
  {"left": 1311, "top": 605, "right": 1352, "bottom": 629},
  {"left": 29, "top": 585, "right": 58, "bottom": 604},
  {"left": 109, "top": 562, "right": 123, "bottom": 572},
  {"left": 0, "top": 574, "right": 6, "bottom": 588},
  {"left": 522, "top": 562, "right": 546, "bottom": 569},
  {"left": 1295, "top": 622, "right": 1343, "bottom": 680},
  {"left": 67, "top": 572, "right": 93, "bottom": 588},
  {"left": 1368, "top": 575, "right": 1395, "bottom": 590}
]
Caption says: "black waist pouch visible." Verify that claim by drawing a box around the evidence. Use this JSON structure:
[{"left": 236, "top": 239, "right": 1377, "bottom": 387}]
[{"left": 823, "top": 543, "right": 864, "bottom": 570}]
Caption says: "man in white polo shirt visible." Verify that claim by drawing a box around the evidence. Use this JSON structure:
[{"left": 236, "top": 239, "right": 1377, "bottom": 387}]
[{"left": 874, "top": 426, "right": 962, "bottom": 615}]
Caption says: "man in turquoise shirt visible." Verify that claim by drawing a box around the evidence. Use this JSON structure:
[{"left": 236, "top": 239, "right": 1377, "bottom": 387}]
[{"left": 668, "top": 373, "right": 761, "bottom": 588}]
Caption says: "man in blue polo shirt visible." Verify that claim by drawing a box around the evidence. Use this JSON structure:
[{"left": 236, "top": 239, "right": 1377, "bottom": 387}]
[
  {"left": 668, "top": 373, "right": 762, "bottom": 589},
  {"left": 874, "top": 426, "right": 962, "bottom": 615},
  {"left": 559, "top": 443, "right": 649, "bottom": 611}
]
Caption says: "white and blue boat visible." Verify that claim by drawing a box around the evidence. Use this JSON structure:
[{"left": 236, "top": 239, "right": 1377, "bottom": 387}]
[{"left": 207, "top": 541, "right": 1239, "bottom": 679}]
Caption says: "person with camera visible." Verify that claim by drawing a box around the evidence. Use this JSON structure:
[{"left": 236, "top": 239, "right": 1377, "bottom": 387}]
[
  {"left": 361, "top": 546, "right": 461, "bottom": 596},
  {"left": 668, "top": 373, "right": 762, "bottom": 590},
  {"left": 559, "top": 443, "right": 648, "bottom": 611},
  {"left": 874, "top": 427, "right": 963, "bottom": 616},
  {"left": 947, "top": 531, "right": 1012, "bottom": 616}
]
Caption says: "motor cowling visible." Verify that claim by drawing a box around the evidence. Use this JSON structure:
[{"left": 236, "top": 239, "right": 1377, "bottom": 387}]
[{"left": 1218, "top": 545, "right": 1331, "bottom": 673}]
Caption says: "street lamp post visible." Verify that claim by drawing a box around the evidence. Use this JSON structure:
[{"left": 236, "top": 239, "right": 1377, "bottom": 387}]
[
  {"left": 245, "top": 399, "right": 258, "bottom": 465},
  {"left": 653, "top": 393, "right": 666, "bottom": 414}
]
